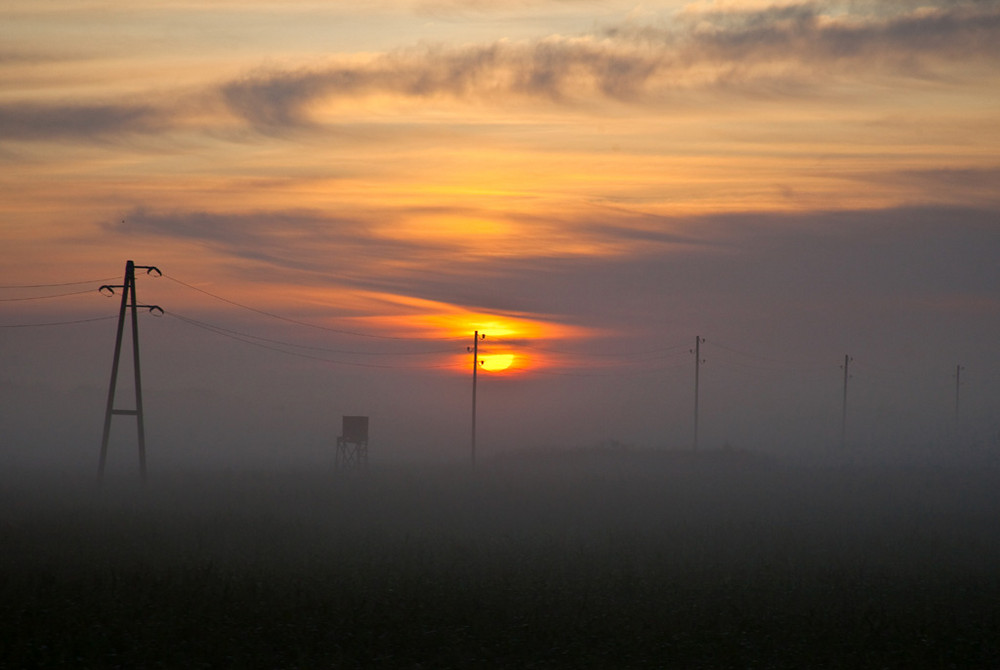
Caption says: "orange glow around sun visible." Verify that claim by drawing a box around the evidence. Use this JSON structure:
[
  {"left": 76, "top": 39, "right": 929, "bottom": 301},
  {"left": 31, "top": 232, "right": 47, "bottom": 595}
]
[
  {"left": 452, "top": 311, "right": 586, "bottom": 375},
  {"left": 342, "top": 293, "right": 592, "bottom": 374}
]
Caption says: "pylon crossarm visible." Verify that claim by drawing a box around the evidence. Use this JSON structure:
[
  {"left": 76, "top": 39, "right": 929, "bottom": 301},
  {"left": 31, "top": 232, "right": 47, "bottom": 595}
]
[{"left": 135, "top": 265, "right": 161, "bottom": 277}]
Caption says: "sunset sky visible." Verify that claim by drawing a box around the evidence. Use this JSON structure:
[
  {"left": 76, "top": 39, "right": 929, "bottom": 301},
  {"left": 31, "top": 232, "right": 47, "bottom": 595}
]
[{"left": 3, "top": 0, "right": 999, "bottom": 470}]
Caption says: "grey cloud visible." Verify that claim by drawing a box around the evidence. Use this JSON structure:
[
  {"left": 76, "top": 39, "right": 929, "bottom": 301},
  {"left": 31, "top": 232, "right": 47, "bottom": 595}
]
[
  {"left": 104, "top": 206, "right": 463, "bottom": 290},
  {"left": 218, "top": 42, "right": 670, "bottom": 130},
  {"left": 105, "top": 203, "right": 1000, "bottom": 342},
  {"left": 451, "top": 206, "right": 1000, "bottom": 321},
  {"left": 218, "top": 38, "right": 685, "bottom": 131},
  {"left": 624, "top": 2, "right": 1000, "bottom": 68},
  {"left": 403, "top": 201, "right": 1000, "bottom": 327},
  {"left": 220, "top": 40, "right": 661, "bottom": 131},
  {"left": 105, "top": 203, "right": 724, "bottom": 315},
  {"left": 222, "top": 69, "right": 370, "bottom": 130},
  {"left": 0, "top": 50, "right": 66, "bottom": 65},
  {"left": 439, "top": 206, "right": 1000, "bottom": 356},
  {"left": 0, "top": 102, "right": 168, "bottom": 141},
  {"left": 220, "top": 3, "right": 1000, "bottom": 130},
  {"left": 869, "top": 166, "right": 1000, "bottom": 207}
]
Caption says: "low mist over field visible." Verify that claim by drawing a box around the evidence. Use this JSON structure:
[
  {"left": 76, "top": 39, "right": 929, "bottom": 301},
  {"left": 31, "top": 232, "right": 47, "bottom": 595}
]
[{"left": 3, "top": 451, "right": 1000, "bottom": 667}]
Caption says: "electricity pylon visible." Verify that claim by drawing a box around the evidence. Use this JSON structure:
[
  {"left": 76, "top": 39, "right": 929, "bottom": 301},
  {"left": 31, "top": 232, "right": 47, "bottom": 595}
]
[{"left": 98, "top": 260, "right": 161, "bottom": 482}]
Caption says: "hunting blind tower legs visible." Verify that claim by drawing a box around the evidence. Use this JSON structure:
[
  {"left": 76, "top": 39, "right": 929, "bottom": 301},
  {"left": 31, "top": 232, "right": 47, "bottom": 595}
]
[{"left": 336, "top": 415, "right": 369, "bottom": 472}]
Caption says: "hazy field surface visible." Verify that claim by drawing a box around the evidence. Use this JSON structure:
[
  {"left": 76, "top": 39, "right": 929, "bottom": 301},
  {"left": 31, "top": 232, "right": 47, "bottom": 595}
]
[{"left": 2, "top": 450, "right": 1000, "bottom": 668}]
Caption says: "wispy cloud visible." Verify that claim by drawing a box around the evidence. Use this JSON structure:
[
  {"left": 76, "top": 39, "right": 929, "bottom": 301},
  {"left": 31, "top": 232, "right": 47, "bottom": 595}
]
[
  {"left": 104, "top": 207, "right": 453, "bottom": 283},
  {"left": 8, "top": 2, "right": 994, "bottom": 140},
  {"left": 218, "top": 2, "right": 1000, "bottom": 130}
]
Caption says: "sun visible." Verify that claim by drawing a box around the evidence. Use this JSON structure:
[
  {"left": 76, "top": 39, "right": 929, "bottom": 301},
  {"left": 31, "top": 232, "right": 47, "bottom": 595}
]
[{"left": 480, "top": 353, "right": 515, "bottom": 372}]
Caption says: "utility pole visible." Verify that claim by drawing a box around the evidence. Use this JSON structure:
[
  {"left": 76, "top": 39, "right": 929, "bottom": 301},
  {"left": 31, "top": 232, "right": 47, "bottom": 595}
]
[
  {"left": 468, "top": 331, "right": 485, "bottom": 467},
  {"left": 955, "top": 364, "right": 964, "bottom": 432},
  {"left": 98, "top": 260, "right": 161, "bottom": 483},
  {"left": 692, "top": 335, "right": 704, "bottom": 451},
  {"left": 840, "top": 354, "right": 852, "bottom": 448}
]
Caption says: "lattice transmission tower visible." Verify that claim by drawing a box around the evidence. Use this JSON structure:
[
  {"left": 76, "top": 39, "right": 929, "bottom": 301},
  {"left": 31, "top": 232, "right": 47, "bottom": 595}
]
[{"left": 97, "top": 260, "right": 161, "bottom": 482}]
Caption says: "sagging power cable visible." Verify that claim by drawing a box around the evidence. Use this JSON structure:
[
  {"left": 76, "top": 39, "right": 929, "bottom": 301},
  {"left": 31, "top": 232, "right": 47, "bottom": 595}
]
[{"left": 163, "top": 274, "right": 465, "bottom": 342}]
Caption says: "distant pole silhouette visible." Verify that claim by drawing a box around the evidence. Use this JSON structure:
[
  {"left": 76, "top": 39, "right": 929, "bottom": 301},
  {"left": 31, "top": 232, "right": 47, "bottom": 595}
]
[
  {"left": 98, "top": 260, "right": 161, "bottom": 483},
  {"left": 692, "top": 335, "right": 704, "bottom": 451},
  {"left": 955, "top": 364, "right": 964, "bottom": 432},
  {"left": 840, "top": 354, "right": 852, "bottom": 448},
  {"left": 468, "top": 331, "right": 485, "bottom": 467}
]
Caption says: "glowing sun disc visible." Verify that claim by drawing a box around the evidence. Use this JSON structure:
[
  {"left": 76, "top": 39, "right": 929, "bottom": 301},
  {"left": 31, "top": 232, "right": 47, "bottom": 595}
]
[{"left": 480, "top": 353, "right": 515, "bottom": 372}]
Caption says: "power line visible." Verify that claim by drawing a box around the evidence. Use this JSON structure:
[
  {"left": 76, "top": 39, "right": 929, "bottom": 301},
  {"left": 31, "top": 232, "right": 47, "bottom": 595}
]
[
  {"left": 522, "top": 360, "right": 688, "bottom": 378},
  {"left": 0, "top": 288, "right": 97, "bottom": 302},
  {"left": 491, "top": 338, "right": 692, "bottom": 375},
  {"left": 163, "top": 274, "right": 465, "bottom": 342},
  {"left": 708, "top": 356, "right": 833, "bottom": 377},
  {"left": 168, "top": 311, "right": 457, "bottom": 356},
  {"left": 521, "top": 350, "right": 692, "bottom": 369},
  {"left": 167, "top": 306, "right": 681, "bottom": 374},
  {"left": 0, "top": 276, "right": 118, "bottom": 288},
  {"left": 710, "top": 340, "right": 830, "bottom": 369},
  {"left": 0, "top": 315, "right": 118, "bottom": 328},
  {"left": 851, "top": 358, "right": 909, "bottom": 377},
  {"left": 527, "top": 368, "right": 644, "bottom": 378},
  {"left": 165, "top": 311, "right": 464, "bottom": 370},
  {"left": 501, "top": 339, "right": 690, "bottom": 358}
]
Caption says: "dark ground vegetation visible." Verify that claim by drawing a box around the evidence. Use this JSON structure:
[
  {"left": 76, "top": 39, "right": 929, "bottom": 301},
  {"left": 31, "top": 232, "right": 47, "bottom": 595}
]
[{"left": 2, "top": 449, "right": 999, "bottom": 668}]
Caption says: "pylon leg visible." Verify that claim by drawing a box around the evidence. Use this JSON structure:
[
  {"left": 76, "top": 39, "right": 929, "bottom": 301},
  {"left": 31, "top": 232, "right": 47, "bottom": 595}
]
[{"left": 98, "top": 262, "right": 133, "bottom": 481}]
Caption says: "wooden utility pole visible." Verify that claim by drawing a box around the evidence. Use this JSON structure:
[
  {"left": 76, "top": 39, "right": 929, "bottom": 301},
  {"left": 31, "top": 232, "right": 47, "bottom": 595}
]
[
  {"left": 955, "top": 364, "right": 964, "bottom": 432},
  {"left": 98, "top": 260, "right": 161, "bottom": 482},
  {"left": 840, "top": 354, "right": 852, "bottom": 448},
  {"left": 469, "top": 331, "right": 484, "bottom": 467},
  {"left": 693, "top": 335, "right": 704, "bottom": 451}
]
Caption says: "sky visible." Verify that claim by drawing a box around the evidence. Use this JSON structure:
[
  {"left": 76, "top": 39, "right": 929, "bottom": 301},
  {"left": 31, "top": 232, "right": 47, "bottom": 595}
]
[{"left": 2, "top": 0, "right": 999, "bottom": 472}]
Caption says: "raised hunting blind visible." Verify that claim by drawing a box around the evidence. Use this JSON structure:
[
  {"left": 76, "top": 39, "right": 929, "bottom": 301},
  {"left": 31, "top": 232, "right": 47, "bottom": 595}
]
[{"left": 335, "top": 415, "right": 369, "bottom": 471}]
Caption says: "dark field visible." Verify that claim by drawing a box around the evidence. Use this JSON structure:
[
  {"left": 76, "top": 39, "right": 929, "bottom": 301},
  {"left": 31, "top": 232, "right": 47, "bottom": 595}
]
[{"left": 3, "top": 450, "right": 1000, "bottom": 668}]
